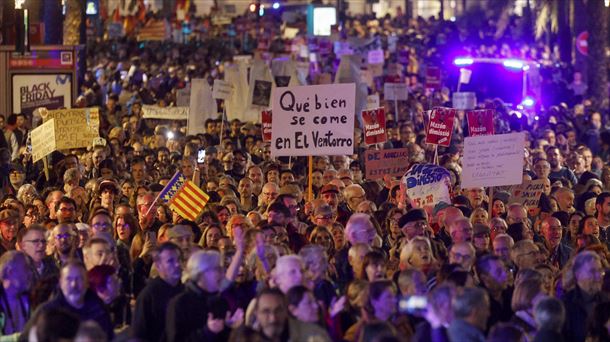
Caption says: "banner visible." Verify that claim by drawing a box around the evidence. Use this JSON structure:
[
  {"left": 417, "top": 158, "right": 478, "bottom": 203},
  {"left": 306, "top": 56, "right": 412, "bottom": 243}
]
[
  {"left": 365, "top": 148, "right": 409, "bottom": 180},
  {"left": 462, "top": 132, "right": 525, "bottom": 188},
  {"left": 31, "top": 119, "right": 56, "bottom": 162},
  {"left": 187, "top": 79, "right": 215, "bottom": 135},
  {"left": 403, "top": 164, "right": 452, "bottom": 209},
  {"left": 467, "top": 109, "right": 495, "bottom": 136},
  {"left": 41, "top": 108, "right": 100, "bottom": 150},
  {"left": 508, "top": 179, "right": 545, "bottom": 208},
  {"left": 12, "top": 74, "right": 72, "bottom": 115},
  {"left": 271, "top": 83, "right": 356, "bottom": 157},
  {"left": 142, "top": 106, "right": 189, "bottom": 120},
  {"left": 212, "top": 79, "right": 233, "bottom": 100},
  {"left": 384, "top": 83, "right": 408, "bottom": 101},
  {"left": 452, "top": 92, "right": 477, "bottom": 110},
  {"left": 362, "top": 108, "right": 386, "bottom": 145},
  {"left": 425, "top": 107, "right": 456, "bottom": 147},
  {"left": 262, "top": 110, "right": 272, "bottom": 142}
]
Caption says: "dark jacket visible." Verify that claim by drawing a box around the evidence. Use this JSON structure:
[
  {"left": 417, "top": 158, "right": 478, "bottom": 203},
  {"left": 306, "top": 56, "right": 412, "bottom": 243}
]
[
  {"left": 548, "top": 242, "right": 573, "bottom": 269},
  {"left": 562, "top": 286, "right": 608, "bottom": 342},
  {"left": 165, "top": 281, "right": 229, "bottom": 342},
  {"left": 131, "top": 277, "right": 183, "bottom": 342},
  {"left": 533, "top": 328, "right": 565, "bottom": 342},
  {"left": 447, "top": 319, "right": 485, "bottom": 342},
  {"left": 413, "top": 321, "right": 450, "bottom": 342}
]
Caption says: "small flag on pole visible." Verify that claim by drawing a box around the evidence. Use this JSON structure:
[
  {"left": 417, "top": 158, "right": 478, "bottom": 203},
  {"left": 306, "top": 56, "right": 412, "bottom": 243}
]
[{"left": 157, "top": 172, "right": 209, "bottom": 221}]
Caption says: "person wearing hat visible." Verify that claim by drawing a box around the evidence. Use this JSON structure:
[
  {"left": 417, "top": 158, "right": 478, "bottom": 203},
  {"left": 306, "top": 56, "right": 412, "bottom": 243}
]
[
  {"left": 319, "top": 184, "right": 340, "bottom": 214},
  {"left": 167, "top": 225, "right": 195, "bottom": 256},
  {"left": 473, "top": 224, "right": 491, "bottom": 255},
  {"left": 398, "top": 208, "right": 448, "bottom": 263},
  {"left": 7, "top": 163, "right": 25, "bottom": 195},
  {"left": 0, "top": 209, "right": 19, "bottom": 254}
]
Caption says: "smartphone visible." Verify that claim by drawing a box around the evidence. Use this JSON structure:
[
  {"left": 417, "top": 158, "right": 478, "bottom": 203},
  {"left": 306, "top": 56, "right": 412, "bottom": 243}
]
[
  {"left": 197, "top": 149, "right": 206, "bottom": 163},
  {"left": 399, "top": 295, "right": 427, "bottom": 314}
]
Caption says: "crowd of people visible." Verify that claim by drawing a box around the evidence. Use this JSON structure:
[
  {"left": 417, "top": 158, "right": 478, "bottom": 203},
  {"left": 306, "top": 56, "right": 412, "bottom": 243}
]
[{"left": 0, "top": 5, "right": 609, "bottom": 342}]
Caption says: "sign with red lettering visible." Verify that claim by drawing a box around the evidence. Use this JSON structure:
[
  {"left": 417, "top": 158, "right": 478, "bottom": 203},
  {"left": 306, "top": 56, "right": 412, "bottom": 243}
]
[
  {"left": 262, "top": 110, "right": 272, "bottom": 142},
  {"left": 425, "top": 66, "right": 441, "bottom": 90},
  {"left": 467, "top": 109, "right": 495, "bottom": 137},
  {"left": 425, "top": 107, "right": 455, "bottom": 147},
  {"left": 362, "top": 108, "right": 386, "bottom": 145}
]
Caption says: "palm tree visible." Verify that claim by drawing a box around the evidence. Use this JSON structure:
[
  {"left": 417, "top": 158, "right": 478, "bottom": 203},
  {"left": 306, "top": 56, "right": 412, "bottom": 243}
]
[{"left": 587, "top": 0, "right": 609, "bottom": 109}]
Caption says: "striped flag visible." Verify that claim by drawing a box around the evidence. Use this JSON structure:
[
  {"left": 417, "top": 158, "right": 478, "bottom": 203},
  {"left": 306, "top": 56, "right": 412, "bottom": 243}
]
[{"left": 158, "top": 172, "right": 209, "bottom": 221}]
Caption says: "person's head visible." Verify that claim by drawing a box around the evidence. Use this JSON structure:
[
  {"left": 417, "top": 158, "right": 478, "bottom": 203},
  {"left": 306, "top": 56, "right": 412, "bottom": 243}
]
[
  {"left": 59, "top": 262, "right": 88, "bottom": 308},
  {"left": 540, "top": 216, "right": 563, "bottom": 249},
  {"left": 452, "top": 287, "right": 490, "bottom": 331},
  {"left": 511, "top": 240, "right": 542, "bottom": 269},
  {"left": 299, "top": 244, "right": 328, "bottom": 281},
  {"left": 0, "top": 251, "right": 31, "bottom": 293},
  {"left": 17, "top": 226, "right": 47, "bottom": 264},
  {"left": 89, "top": 209, "right": 113, "bottom": 235},
  {"left": 153, "top": 242, "right": 182, "bottom": 286},
  {"left": 186, "top": 250, "right": 223, "bottom": 292},
  {"left": 344, "top": 184, "right": 366, "bottom": 211},
  {"left": 261, "top": 182, "right": 280, "bottom": 205},
  {"left": 348, "top": 243, "right": 372, "bottom": 278},
  {"left": 82, "top": 237, "right": 112, "bottom": 270},
  {"left": 476, "top": 254, "right": 509, "bottom": 292},
  {"left": 546, "top": 146, "right": 563, "bottom": 169},
  {"left": 308, "top": 226, "right": 334, "bottom": 253},
  {"left": 397, "top": 269, "right": 427, "bottom": 297},
  {"left": 255, "top": 288, "right": 288, "bottom": 339},
  {"left": 366, "top": 280, "right": 397, "bottom": 320},
  {"left": 286, "top": 285, "right": 319, "bottom": 323},
  {"left": 449, "top": 242, "right": 476, "bottom": 271},
  {"left": 319, "top": 184, "right": 340, "bottom": 210},
  {"left": 554, "top": 187, "right": 575, "bottom": 212},
  {"left": 472, "top": 224, "right": 491, "bottom": 252},
  {"left": 362, "top": 250, "right": 387, "bottom": 281},
  {"left": 167, "top": 225, "right": 194, "bottom": 253},
  {"left": 55, "top": 196, "right": 77, "bottom": 223},
  {"left": 52, "top": 223, "right": 77, "bottom": 255},
  {"left": 273, "top": 255, "right": 304, "bottom": 293},
  {"left": 345, "top": 213, "right": 376, "bottom": 246},
  {"left": 114, "top": 213, "right": 138, "bottom": 242},
  {"left": 470, "top": 207, "right": 489, "bottom": 226},
  {"left": 0, "top": 209, "right": 19, "bottom": 242},
  {"left": 131, "top": 158, "right": 147, "bottom": 183},
  {"left": 399, "top": 209, "right": 428, "bottom": 241},
  {"left": 534, "top": 297, "right": 565, "bottom": 332},
  {"left": 595, "top": 192, "right": 610, "bottom": 219},
  {"left": 449, "top": 217, "right": 473, "bottom": 243},
  {"left": 579, "top": 215, "right": 600, "bottom": 239},
  {"left": 87, "top": 265, "right": 120, "bottom": 304},
  {"left": 511, "top": 278, "right": 545, "bottom": 313},
  {"left": 465, "top": 188, "right": 485, "bottom": 208},
  {"left": 399, "top": 236, "right": 435, "bottom": 271},
  {"left": 492, "top": 233, "right": 514, "bottom": 262},
  {"left": 266, "top": 202, "right": 290, "bottom": 225},
  {"left": 572, "top": 250, "right": 604, "bottom": 295}
]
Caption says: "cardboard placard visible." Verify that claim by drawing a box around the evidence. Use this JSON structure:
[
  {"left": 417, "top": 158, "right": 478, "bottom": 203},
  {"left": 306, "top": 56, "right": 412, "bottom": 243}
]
[
  {"left": 212, "top": 79, "right": 233, "bottom": 100},
  {"left": 366, "top": 94, "right": 380, "bottom": 110},
  {"left": 403, "top": 164, "right": 452, "bottom": 209},
  {"left": 367, "top": 49, "right": 384, "bottom": 64},
  {"left": 262, "top": 110, "right": 272, "bottom": 142},
  {"left": 384, "top": 83, "right": 408, "bottom": 101},
  {"left": 462, "top": 132, "right": 525, "bottom": 188},
  {"left": 362, "top": 108, "right": 386, "bottom": 145},
  {"left": 508, "top": 179, "right": 546, "bottom": 208},
  {"left": 187, "top": 79, "right": 215, "bottom": 135},
  {"left": 176, "top": 87, "right": 191, "bottom": 107},
  {"left": 142, "top": 106, "right": 189, "bottom": 120},
  {"left": 459, "top": 68, "right": 472, "bottom": 84},
  {"left": 270, "top": 83, "right": 356, "bottom": 157},
  {"left": 467, "top": 109, "right": 495, "bottom": 137},
  {"left": 31, "top": 119, "right": 56, "bottom": 162},
  {"left": 452, "top": 92, "right": 477, "bottom": 110},
  {"left": 43, "top": 108, "right": 100, "bottom": 150},
  {"left": 365, "top": 148, "right": 410, "bottom": 180},
  {"left": 425, "top": 107, "right": 456, "bottom": 147}
]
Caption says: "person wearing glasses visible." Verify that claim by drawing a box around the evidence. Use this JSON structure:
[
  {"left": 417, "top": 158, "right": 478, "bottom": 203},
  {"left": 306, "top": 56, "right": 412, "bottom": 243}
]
[
  {"left": 54, "top": 197, "right": 78, "bottom": 224},
  {"left": 51, "top": 223, "right": 82, "bottom": 268},
  {"left": 17, "top": 226, "right": 58, "bottom": 282}
]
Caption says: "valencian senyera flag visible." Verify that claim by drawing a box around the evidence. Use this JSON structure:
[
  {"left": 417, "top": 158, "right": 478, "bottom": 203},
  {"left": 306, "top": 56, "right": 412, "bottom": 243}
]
[{"left": 158, "top": 172, "right": 209, "bottom": 221}]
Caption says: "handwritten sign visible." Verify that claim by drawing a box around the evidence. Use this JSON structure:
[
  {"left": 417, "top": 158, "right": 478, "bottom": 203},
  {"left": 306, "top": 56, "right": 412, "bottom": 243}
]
[
  {"left": 367, "top": 49, "right": 384, "bottom": 64},
  {"left": 425, "top": 107, "right": 456, "bottom": 147},
  {"left": 467, "top": 109, "right": 495, "bottom": 136},
  {"left": 403, "top": 164, "right": 452, "bottom": 209},
  {"left": 365, "top": 148, "right": 410, "bottom": 180},
  {"left": 462, "top": 132, "right": 525, "bottom": 188},
  {"left": 31, "top": 119, "right": 56, "bottom": 162},
  {"left": 262, "top": 110, "right": 272, "bottom": 142},
  {"left": 384, "top": 83, "right": 408, "bottom": 101},
  {"left": 362, "top": 108, "right": 386, "bottom": 145},
  {"left": 452, "top": 92, "right": 477, "bottom": 110},
  {"left": 142, "top": 106, "right": 189, "bottom": 120},
  {"left": 271, "top": 83, "right": 355, "bottom": 157},
  {"left": 366, "top": 94, "right": 380, "bottom": 109},
  {"left": 43, "top": 108, "right": 100, "bottom": 150},
  {"left": 212, "top": 79, "right": 232, "bottom": 100},
  {"left": 508, "top": 179, "right": 545, "bottom": 208}
]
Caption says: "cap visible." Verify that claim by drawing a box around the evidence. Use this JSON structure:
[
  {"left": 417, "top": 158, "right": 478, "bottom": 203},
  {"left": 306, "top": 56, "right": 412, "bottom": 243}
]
[
  {"left": 493, "top": 191, "right": 510, "bottom": 205},
  {"left": 167, "top": 225, "right": 194, "bottom": 239},
  {"left": 0, "top": 209, "right": 18, "bottom": 223},
  {"left": 99, "top": 179, "right": 119, "bottom": 194},
  {"left": 314, "top": 204, "right": 333, "bottom": 217},
  {"left": 432, "top": 201, "right": 451, "bottom": 216},
  {"left": 398, "top": 208, "right": 427, "bottom": 227},
  {"left": 8, "top": 163, "right": 24, "bottom": 173},
  {"left": 473, "top": 224, "right": 490, "bottom": 237},
  {"left": 320, "top": 184, "right": 339, "bottom": 194}
]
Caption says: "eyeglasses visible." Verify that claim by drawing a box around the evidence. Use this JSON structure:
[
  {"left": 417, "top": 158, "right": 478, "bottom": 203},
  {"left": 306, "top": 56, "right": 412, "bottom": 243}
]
[
  {"left": 92, "top": 223, "right": 111, "bottom": 230},
  {"left": 59, "top": 207, "right": 75, "bottom": 212},
  {"left": 24, "top": 239, "right": 47, "bottom": 245},
  {"left": 55, "top": 233, "right": 73, "bottom": 240}
]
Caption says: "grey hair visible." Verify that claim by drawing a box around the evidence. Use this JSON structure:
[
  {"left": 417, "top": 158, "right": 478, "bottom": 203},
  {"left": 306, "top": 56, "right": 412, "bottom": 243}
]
[
  {"left": 186, "top": 250, "right": 221, "bottom": 281},
  {"left": 0, "top": 251, "right": 27, "bottom": 280}
]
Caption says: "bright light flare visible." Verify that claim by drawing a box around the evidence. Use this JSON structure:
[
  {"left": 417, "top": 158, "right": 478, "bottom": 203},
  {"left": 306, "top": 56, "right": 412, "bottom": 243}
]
[
  {"left": 503, "top": 59, "right": 524, "bottom": 70},
  {"left": 454, "top": 58, "right": 473, "bottom": 66},
  {"left": 522, "top": 97, "right": 535, "bottom": 107},
  {"left": 272, "top": 2, "right": 280, "bottom": 9},
  {"left": 249, "top": 3, "right": 256, "bottom": 12}
]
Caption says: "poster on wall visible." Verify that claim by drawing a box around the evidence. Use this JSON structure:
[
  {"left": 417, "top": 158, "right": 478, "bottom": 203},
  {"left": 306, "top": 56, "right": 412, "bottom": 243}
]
[{"left": 12, "top": 74, "right": 72, "bottom": 115}]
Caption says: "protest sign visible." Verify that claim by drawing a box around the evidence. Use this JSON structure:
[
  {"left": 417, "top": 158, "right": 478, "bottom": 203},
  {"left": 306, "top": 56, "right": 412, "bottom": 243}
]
[
  {"left": 384, "top": 83, "right": 408, "bottom": 101},
  {"left": 452, "top": 92, "right": 477, "bottom": 110},
  {"left": 462, "top": 132, "right": 525, "bottom": 188},
  {"left": 425, "top": 66, "right": 441, "bottom": 90},
  {"left": 42, "top": 108, "right": 100, "bottom": 150},
  {"left": 425, "top": 107, "right": 456, "bottom": 147},
  {"left": 252, "top": 80, "right": 272, "bottom": 107},
  {"left": 467, "top": 109, "right": 495, "bottom": 136},
  {"left": 262, "top": 110, "right": 272, "bottom": 142},
  {"left": 176, "top": 87, "right": 190, "bottom": 107},
  {"left": 459, "top": 68, "right": 472, "bottom": 84},
  {"left": 403, "top": 164, "right": 452, "bottom": 209},
  {"left": 212, "top": 79, "right": 233, "bottom": 100},
  {"left": 508, "top": 179, "right": 546, "bottom": 208},
  {"left": 271, "top": 83, "right": 355, "bottom": 157},
  {"left": 31, "top": 119, "right": 56, "bottom": 162},
  {"left": 12, "top": 74, "right": 72, "bottom": 115},
  {"left": 366, "top": 94, "right": 380, "bottom": 109},
  {"left": 142, "top": 106, "right": 189, "bottom": 120},
  {"left": 367, "top": 49, "right": 384, "bottom": 64},
  {"left": 365, "top": 148, "right": 409, "bottom": 180},
  {"left": 387, "top": 64, "right": 403, "bottom": 77},
  {"left": 187, "top": 79, "right": 215, "bottom": 135},
  {"left": 362, "top": 108, "right": 386, "bottom": 145}
]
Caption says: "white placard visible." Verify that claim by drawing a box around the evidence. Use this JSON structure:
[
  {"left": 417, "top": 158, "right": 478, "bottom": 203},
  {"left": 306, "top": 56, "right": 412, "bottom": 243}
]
[
  {"left": 212, "top": 79, "right": 233, "bottom": 100},
  {"left": 366, "top": 94, "right": 380, "bottom": 109},
  {"left": 452, "top": 92, "right": 477, "bottom": 110},
  {"left": 142, "top": 105, "right": 189, "bottom": 120},
  {"left": 384, "top": 83, "right": 408, "bottom": 101},
  {"left": 367, "top": 49, "right": 384, "bottom": 64},
  {"left": 188, "top": 79, "right": 215, "bottom": 135},
  {"left": 271, "top": 83, "right": 356, "bottom": 157},
  {"left": 462, "top": 132, "right": 525, "bottom": 188},
  {"left": 176, "top": 87, "right": 190, "bottom": 107}
]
